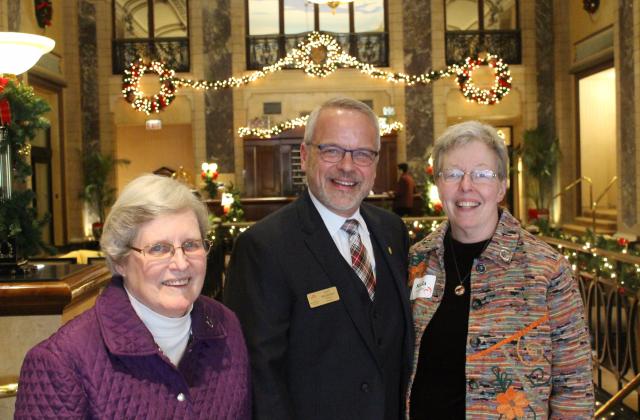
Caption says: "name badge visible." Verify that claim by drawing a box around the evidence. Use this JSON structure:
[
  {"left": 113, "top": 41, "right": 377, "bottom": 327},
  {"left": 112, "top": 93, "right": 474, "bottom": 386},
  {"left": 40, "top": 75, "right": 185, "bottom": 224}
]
[
  {"left": 307, "top": 287, "right": 340, "bottom": 308},
  {"left": 410, "top": 275, "right": 436, "bottom": 300}
]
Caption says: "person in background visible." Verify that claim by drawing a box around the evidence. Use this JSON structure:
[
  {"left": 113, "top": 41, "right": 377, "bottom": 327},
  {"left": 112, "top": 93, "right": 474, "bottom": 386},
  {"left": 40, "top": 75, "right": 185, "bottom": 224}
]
[
  {"left": 392, "top": 162, "right": 416, "bottom": 216},
  {"left": 406, "top": 121, "right": 593, "bottom": 419},
  {"left": 224, "top": 97, "right": 413, "bottom": 420},
  {"left": 15, "top": 174, "right": 251, "bottom": 419}
]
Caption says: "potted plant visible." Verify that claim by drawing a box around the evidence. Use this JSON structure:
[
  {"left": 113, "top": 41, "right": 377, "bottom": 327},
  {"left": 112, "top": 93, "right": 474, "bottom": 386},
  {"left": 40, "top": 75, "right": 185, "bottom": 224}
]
[
  {"left": 518, "top": 127, "right": 561, "bottom": 221},
  {"left": 80, "top": 150, "right": 129, "bottom": 239}
]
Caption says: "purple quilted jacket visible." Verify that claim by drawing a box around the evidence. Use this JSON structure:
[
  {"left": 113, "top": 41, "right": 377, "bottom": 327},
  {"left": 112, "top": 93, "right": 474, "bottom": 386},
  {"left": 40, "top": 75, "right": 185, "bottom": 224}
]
[{"left": 14, "top": 277, "right": 251, "bottom": 419}]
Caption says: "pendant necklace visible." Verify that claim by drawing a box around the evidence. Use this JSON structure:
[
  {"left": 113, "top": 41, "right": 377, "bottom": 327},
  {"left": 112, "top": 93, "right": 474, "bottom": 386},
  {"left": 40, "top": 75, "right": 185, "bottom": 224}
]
[{"left": 447, "top": 234, "right": 491, "bottom": 297}]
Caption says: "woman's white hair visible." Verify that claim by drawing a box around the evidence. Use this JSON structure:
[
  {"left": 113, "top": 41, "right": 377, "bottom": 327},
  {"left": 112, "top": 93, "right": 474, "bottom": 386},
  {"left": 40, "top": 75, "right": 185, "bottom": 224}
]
[
  {"left": 100, "top": 174, "right": 209, "bottom": 273},
  {"left": 432, "top": 120, "right": 509, "bottom": 180}
]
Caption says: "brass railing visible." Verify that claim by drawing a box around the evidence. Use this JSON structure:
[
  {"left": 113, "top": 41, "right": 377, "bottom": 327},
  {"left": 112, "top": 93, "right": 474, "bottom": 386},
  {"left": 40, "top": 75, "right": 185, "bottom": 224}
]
[
  {"left": 552, "top": 176, "right": 618, "bottom": 235},
  {"left": 593, "top": 176, "right": 618, "bottom": 219},
  {"left": 596, "top": 372, "right": 640, "bottom": 416},
  {"left": 552, "top": 176, "right": 594, "bottom": 230}
]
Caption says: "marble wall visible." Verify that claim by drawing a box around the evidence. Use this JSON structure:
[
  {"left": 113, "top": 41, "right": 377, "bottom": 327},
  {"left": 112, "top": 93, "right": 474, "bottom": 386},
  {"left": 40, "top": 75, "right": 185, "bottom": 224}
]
[
  {"left": 618, "top": 0, "right": 637, "bottom": 228},
  {"left": 7, "top": 0, "right": 19, "bottom": 31},
  {"left": 202, "top": 0, "right": 234, "bottom": 172},
  {"left": 78, "top": 0, "right": 100, "bottom": 153},
  {"left": 402, "top": 0, "right": 434, "bottom": 162},
  {"left": 535, "top": 0, "right": 556, "bottom": 142}
]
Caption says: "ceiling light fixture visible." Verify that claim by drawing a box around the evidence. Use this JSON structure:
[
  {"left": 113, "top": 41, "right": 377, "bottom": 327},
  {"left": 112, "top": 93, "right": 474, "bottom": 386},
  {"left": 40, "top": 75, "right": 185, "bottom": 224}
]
[{"left": 0, "top": 32, "right": 55, "bottom": 76}]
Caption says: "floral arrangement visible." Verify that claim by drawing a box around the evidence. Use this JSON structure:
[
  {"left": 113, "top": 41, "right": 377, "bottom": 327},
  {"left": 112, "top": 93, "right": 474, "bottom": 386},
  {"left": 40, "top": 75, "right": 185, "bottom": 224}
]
[{"left": 201, "top": 162, "right": 221, "bottom": 198}]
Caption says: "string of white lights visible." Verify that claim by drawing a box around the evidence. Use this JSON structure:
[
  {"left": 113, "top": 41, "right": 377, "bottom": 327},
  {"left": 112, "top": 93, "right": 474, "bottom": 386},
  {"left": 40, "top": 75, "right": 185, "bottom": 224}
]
[{"left": 122, "top": 32, "right": 512, "bottom": 115}]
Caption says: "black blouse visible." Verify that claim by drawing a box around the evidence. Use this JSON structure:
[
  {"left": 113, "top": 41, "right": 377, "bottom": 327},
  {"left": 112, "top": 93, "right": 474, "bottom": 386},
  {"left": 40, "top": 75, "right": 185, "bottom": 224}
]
[{"left": 409, "top": 229, "right": 489, "bottom": 420}]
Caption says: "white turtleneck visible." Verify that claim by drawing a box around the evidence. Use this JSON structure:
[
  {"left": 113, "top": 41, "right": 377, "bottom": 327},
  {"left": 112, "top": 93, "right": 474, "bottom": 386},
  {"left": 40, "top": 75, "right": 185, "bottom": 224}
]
[{"left": 125, "top": 287, "right": 193, "bottom": 366}]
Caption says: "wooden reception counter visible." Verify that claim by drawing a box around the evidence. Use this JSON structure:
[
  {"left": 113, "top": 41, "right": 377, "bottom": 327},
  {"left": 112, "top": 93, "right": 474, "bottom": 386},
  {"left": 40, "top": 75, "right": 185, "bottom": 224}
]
[
  {"left": 0, "top": 263, "right": 112, "bottom": 317},
  {"left": 0, "top": 263, "right": 112, "bottom": 417}
]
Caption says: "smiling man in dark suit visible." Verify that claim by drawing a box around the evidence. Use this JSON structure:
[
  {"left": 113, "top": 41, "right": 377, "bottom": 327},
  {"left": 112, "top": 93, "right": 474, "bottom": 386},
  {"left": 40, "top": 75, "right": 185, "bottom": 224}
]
[{"left": 224, "top": 97, "right": 413, "bottom": 420}]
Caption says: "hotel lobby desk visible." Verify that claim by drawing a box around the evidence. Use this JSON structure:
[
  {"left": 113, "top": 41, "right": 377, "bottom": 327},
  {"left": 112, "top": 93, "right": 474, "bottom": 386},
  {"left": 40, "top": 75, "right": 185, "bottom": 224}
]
[{"left": 0, "top": 263, "right": 112, "bottom": 418}]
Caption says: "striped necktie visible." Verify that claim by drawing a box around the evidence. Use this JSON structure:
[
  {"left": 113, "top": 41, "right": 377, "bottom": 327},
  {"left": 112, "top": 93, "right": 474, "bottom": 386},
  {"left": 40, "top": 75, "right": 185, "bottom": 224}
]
[{"left": 341, "top": 219, "right": 376, "bottom": 301}]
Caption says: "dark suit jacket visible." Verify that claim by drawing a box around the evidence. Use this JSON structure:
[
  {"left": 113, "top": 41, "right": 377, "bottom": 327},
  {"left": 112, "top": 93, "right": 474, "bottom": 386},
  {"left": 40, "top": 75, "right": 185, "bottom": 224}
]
[{"left": 224, "top": 191, "right": 413, "bottom": 420}]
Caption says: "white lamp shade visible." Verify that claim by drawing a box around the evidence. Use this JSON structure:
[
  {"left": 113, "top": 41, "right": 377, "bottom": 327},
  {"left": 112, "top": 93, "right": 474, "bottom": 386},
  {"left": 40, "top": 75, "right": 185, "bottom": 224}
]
[{"left": 0, "top": 32, "right": 55, "bottom": 75}]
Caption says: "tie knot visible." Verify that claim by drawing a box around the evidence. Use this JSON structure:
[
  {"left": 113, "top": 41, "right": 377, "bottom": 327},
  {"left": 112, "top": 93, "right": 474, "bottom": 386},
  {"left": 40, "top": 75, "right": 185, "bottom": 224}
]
[{"left": 341, "top": 219, "right": 360, "bottom": 235}]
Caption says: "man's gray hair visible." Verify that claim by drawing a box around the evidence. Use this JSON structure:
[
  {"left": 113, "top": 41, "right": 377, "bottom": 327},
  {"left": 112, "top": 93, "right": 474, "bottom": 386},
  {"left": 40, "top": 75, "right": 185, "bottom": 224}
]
[
  {"left": 100, "top": 174, "right": 209, "bottom": 272},
  {"left": 432, "top": 120, "right": 509, "bottom": 180},
  {"left": 303, "top": 97, "right": 381, "bottom": 149}
]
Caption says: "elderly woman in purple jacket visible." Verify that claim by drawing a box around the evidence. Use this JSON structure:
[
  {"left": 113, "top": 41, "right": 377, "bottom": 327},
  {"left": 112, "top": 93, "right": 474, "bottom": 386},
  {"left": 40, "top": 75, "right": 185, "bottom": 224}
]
[{"left": 15, "top": 174, "right": 251, "bottom": 419}]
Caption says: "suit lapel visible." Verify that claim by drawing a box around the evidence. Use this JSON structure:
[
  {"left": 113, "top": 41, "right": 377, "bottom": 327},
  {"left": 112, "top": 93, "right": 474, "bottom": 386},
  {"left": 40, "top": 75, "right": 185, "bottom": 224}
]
[
  {"left": 296, "top": 192, "right": 383, "bottom": 370},
  {"left": 361, "top": 205, "right": 412, "bottom": 337}
]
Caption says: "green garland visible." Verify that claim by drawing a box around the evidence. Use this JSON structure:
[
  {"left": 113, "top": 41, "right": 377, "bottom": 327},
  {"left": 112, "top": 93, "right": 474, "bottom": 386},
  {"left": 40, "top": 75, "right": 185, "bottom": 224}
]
[{"left": 0, "top": 80, "right": 52, "bottom": 257}]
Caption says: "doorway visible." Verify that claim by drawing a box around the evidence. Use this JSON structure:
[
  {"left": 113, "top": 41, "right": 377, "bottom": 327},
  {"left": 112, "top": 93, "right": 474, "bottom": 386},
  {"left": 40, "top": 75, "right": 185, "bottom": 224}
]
[{"left": 577, "top": 66, "right": 617, "bottom": 213}]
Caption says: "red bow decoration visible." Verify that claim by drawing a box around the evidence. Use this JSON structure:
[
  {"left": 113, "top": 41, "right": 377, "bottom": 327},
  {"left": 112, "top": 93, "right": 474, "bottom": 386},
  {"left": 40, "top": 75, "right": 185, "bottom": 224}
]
[{"left": 0, "top": 78, "right": 12, "bottom": 126}]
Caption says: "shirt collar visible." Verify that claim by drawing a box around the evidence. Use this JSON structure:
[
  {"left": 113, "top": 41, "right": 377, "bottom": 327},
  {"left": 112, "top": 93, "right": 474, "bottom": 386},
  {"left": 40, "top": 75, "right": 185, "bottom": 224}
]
[{"left": 308, "top": 189, "right": 369, "bottom": 236}]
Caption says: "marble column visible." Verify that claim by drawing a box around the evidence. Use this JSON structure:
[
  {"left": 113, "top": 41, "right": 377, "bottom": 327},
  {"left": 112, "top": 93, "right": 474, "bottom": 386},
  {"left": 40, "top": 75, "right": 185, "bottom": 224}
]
[
  {"left": 535, "top": 0, "right": 555, "bottom": 141},
  {"left": 202, "top": 0, "right": 234, "bottom": 172},
  {"left": 618, "top": 0, "right": 637, "bottom": 227},
  {"left": 78, "top": 0, "right": 100, "bottom": 152},
  {"left": 7, "top": 0, "right": 19, "bottom": 31},
  {"left": 402, "top": 0, "right": 433, "bottom": 161}
]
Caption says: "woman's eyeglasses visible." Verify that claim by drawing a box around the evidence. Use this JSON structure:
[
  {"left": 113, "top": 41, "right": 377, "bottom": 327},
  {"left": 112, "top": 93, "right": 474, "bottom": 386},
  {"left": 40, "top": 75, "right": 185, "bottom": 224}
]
[
  {"left": 438, "top": 168, "right": 498, "bottom": 184},
  {"left": 129, "top": 239, "right": 212, "bottom": 260},
  {"left": 313, "top": 144, "right": 379, "bottom": 167}
]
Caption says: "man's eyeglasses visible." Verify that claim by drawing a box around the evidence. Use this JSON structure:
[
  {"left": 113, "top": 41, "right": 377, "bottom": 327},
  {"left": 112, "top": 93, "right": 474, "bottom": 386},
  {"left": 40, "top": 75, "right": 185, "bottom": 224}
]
[
  {"left": 438, "top": 168, "right": 499, "bottom": 184},
  {"left": 313, "top": 144, "right": 379, "bottom": 167},
  {"left": 129, "top": 239, "right": 212, "bottom": 260}
]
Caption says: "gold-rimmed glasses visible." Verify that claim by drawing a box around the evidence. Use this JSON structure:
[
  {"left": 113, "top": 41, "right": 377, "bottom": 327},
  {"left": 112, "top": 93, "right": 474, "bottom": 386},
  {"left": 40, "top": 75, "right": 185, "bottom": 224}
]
[{"left": 129, "top": 239, "right": 212, "bottom": 260}]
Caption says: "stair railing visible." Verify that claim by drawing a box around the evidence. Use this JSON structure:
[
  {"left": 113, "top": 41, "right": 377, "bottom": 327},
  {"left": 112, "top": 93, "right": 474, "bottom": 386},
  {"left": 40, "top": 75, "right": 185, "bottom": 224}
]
[
  {"left": 591, "top": 176, "right": 618, "bottom": 234},
  {"left": 595, "top": 371, "right": 640, "bottom": 417},
  {"left": 553, "top": 176, "right": 618, "bottom": 235},
  {"left": 552, "top": 176, "right": 594, "bottom": 232}
]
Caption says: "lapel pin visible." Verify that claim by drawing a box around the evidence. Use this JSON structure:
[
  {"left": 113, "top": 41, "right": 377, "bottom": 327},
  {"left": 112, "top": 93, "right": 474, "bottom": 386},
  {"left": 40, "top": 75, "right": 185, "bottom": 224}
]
[{"left": 387, "top": 246, "right": 393, "bottom": 255}]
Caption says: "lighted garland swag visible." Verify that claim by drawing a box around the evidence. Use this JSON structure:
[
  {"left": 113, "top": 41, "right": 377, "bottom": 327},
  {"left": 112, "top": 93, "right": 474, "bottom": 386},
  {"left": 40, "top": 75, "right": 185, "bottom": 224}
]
[{"left": 122, "top": 33, "right": 512, "bottom": 114}]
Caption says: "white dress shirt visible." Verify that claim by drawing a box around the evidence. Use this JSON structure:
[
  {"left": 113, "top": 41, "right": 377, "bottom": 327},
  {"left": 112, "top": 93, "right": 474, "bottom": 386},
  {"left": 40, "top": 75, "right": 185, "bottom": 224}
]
[{"left": 308, "top": 190, "right": 376, "bottom": 273}]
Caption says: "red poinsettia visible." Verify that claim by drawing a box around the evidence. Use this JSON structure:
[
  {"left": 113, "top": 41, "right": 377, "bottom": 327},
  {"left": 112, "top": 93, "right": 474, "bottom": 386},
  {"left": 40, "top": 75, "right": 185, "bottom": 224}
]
[{"left": 617, "top": 237, "right": 629, "bottom": 247}]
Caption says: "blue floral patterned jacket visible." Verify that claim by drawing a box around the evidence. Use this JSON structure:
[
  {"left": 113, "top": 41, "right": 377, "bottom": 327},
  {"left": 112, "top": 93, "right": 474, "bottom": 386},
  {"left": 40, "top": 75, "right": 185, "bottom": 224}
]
[{"left": 406, "top": 210, "right": 594, "bottom": 419}]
